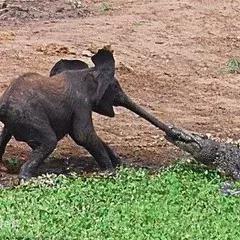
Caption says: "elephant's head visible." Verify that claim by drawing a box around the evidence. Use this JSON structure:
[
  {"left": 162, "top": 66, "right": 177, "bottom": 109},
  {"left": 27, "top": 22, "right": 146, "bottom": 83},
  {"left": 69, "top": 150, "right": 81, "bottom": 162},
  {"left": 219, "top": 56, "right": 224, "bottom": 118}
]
[
  {"left": 50, "top": 48, "right": 172, "bottom": 134},
  {"left": 89, "top": 48, "right": 172, "bottom": 134}
]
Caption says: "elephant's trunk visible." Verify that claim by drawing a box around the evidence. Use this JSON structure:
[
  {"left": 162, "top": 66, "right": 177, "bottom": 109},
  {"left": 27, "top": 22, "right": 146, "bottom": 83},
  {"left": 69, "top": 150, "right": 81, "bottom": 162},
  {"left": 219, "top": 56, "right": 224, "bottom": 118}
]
[{"left": 115, "top": 92, "right": 172, "bottom": 135}]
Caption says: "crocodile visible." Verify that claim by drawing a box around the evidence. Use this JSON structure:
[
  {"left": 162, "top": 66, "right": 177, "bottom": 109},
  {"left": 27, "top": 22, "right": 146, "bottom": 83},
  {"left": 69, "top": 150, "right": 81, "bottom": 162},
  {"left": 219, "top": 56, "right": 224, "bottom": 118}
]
[{"left": 164, "top": 126, "right": 240, "bottom": 195}]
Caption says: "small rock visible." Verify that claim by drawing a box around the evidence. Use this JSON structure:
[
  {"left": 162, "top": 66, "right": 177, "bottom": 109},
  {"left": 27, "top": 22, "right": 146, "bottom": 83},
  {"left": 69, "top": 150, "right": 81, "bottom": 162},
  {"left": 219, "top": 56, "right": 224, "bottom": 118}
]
[
  {"left": 56, "top": 7, "right": 65, "bottom": 13},
  {"left": 155, "top": 41, "right": 164, "bottom": 45},
  {"left": 205, "top": 133, "right": 212, "bottom": 138}
]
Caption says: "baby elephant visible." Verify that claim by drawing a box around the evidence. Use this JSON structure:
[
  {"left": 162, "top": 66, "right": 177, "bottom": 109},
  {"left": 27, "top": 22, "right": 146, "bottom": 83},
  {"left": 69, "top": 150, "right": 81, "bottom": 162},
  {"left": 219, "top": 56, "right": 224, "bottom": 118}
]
[
  {"left": 0, "top": 49, "right": 121, "bottom": 180},
  {"left": 0, "top": 48, "right": 169, "bottom": 180}
]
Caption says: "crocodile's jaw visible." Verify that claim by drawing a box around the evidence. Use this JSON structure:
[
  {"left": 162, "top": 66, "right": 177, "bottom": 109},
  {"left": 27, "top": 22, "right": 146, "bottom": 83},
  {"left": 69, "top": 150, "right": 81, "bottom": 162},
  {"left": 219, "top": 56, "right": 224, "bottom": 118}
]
[
  {"left": 171, "top": 139, "right": 201, "bottom": 156},
  {"left": 165, "top": 134, "right": 202, "bottom": 158},
  {"left": 165, "top": 127, "right": 218, "bottom": 165},
  {"left": 164, "top": 126, "right": 214, "bottom": 160},
  {"left": 165, "top": 127, "right": 203, "bottom": 156}
]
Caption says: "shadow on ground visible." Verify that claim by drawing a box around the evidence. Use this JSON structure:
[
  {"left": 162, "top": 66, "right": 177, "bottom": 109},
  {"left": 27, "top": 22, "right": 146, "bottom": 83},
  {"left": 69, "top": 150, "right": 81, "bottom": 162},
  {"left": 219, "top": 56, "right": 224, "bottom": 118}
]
[{"left": 1, "top": 155, "right": 160, "bottom": 188}]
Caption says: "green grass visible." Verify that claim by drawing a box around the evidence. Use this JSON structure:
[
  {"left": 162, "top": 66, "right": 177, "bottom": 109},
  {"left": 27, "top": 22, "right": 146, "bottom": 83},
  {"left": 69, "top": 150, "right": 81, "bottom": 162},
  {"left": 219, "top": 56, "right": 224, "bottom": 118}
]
[
  {"left": 1, "top": 163, "right": 240, "bottom": 239},
  {"left": 100, "top": 2, "right": 112, "bottom": 12},
  {"left": 226, "top": 58, "right": 240, "bottom": 73}
]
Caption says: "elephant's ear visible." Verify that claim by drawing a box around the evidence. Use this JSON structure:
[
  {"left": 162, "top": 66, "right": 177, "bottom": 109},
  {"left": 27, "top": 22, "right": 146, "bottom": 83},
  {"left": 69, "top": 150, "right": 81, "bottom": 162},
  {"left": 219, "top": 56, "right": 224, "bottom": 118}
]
[
  {"left": 93, "top": 85, "right": 115, "bottom": 117},
  {"left": 50, "top": 59, "right": 89, "bottom": 77},
  {"left": 91, "top": 48, "right": 115, "bottom": 104},
  {"left": 93, "top": 102, "right": 115, "bottom": 117}
]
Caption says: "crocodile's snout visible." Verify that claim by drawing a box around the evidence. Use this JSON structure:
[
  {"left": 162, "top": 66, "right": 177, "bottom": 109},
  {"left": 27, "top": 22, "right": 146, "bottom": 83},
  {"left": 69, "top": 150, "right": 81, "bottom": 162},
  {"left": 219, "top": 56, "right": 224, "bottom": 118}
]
[
  {"left": 164, "top": 126, "right": 208, "bottom": 161},
  {"left": 165, "top": 126, "right": 196, "bottom": 143}
]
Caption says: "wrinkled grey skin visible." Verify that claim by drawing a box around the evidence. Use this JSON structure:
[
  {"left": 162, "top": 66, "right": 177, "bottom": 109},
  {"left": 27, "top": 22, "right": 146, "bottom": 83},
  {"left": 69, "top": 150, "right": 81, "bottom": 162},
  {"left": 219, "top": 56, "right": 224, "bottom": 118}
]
[
  {"left": 165, "top": 126, "right": 240, "bottom": 195},
  {"left": 0, "top": 48, "right": 171, "bottom": 180},
  {"left": 49, "top": 58, "right": 117, "bottom": 117}
]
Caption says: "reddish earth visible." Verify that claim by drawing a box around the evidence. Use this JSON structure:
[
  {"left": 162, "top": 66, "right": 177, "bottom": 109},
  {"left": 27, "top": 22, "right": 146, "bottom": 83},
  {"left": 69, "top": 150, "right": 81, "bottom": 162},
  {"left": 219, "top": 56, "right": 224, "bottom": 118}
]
[{"left": 0, "top": 0, "right": 240, "bottom": 185}]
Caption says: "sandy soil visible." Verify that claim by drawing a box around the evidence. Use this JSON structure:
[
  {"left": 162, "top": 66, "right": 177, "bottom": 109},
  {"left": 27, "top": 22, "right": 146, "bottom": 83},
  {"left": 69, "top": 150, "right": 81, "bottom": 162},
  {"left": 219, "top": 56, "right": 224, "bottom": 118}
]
[{"left": 1, "top": 0, "right": 240, "bottom": 185}]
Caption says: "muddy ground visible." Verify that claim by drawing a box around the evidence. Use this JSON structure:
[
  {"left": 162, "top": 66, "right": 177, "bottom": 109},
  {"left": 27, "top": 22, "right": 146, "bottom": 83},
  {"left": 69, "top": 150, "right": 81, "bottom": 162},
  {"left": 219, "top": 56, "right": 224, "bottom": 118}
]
[{"left": 0, "top": 0, "right": 240, "bottom": 185}]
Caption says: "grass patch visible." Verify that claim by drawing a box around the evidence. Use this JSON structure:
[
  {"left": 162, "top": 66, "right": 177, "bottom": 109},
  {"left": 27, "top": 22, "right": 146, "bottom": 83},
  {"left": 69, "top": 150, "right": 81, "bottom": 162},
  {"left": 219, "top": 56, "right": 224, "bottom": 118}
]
[
  {"left": 100, "top": 2, "right": 112, "bottom": 12},
  {"left": 1, "top": 163, "right": 240, "bottom": 239},
  {"left": 133, "top": 21, "right": 147, "bottom": 27},
  {"left": 226, "top": 58, "right": 240, "bottom": 73}
]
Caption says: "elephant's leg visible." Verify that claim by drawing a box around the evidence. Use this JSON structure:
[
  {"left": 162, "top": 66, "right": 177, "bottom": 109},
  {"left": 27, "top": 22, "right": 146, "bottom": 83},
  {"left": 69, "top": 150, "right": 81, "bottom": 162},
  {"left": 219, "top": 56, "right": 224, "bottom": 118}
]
[
  {"left": 0, "top": 126, "right": 12, "bottom": 161},
  {"left": 70, "top": 113, "right": 114, "bottom": 171},
  {"left": 19, "top": 127, "right": 57, "bottom": 181},
  {"left": 101, "top": 141, "right": 121, "bottom": 167}
]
